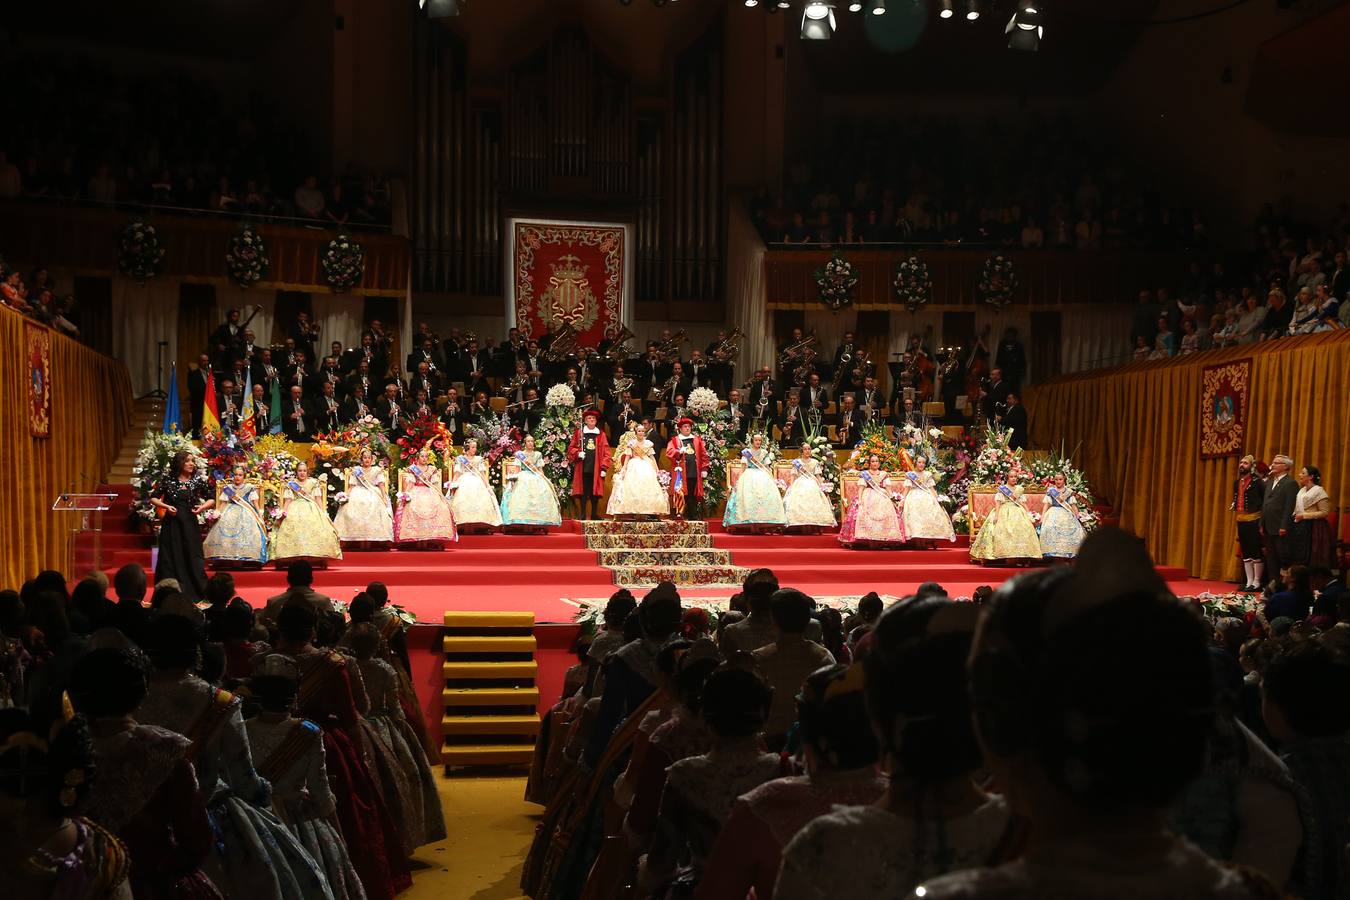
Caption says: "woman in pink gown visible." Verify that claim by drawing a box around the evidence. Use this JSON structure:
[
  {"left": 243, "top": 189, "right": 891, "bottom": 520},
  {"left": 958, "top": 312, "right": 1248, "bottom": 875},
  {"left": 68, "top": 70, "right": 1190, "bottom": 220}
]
[{"left": 839, "top": 454, "right": 907, "bottom": 548}]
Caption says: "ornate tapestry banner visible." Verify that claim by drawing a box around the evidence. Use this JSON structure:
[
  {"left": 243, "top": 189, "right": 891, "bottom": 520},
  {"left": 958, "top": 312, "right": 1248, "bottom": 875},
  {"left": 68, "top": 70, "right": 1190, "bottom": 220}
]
[
  {"left": 510, "top": 220, "right": 627, "bottom": 346},
  {"left": 1199, "top": 359, "right": 1250, "bottom": 459},
  {"left": 25, "top": 322, "right": 52, "bottom": 438}
]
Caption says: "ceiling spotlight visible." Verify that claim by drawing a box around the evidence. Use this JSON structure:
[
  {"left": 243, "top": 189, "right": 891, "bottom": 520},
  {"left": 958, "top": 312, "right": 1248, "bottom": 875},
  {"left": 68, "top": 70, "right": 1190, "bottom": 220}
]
[
  {"left": 423, "top": 0, "right": 461, "bottom": 16},
  {"left": 848, "top": 1, "right": 863, "bottom": 11},
  {"left": 777, "top": 0, "right": 791, "bottom": 7},
  {"left": 966, "top": 0, "right": 980, "bottom": 21},
  {"left": 801, "top": 2, "right": 836, "bottom": 39},
  {"left": 870, "top": 0, "right": 886, "bottom": 13},
  {"left": 1007, "top": 3, "right": 1043, "bottom": 51},
  {"left": 939, "top": 0, "right": 954, "bottom": 17},
  {"left": 744, "top": 0, "right": 759, "bottom": 7}
]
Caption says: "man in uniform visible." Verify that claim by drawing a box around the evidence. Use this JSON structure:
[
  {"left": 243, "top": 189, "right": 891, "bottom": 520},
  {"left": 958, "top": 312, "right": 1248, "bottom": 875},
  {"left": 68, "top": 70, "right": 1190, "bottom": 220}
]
[
  {"left": 567, "top": 408, "right": 612, "bottom": 520},
  {"left": 1231, "top": 454, "right": 1266, "bottom": 592},
  {"left": 665, "top": 417, "right": 709, "bottom": 521}
]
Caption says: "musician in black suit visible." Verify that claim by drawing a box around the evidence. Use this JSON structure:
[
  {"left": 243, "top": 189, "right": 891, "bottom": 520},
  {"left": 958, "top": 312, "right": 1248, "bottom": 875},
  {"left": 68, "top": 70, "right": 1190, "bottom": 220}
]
[
  {"left": 831, "top": 331, "right": 857, "bottom": 377},
  {"left": 188, "top": 355, "right": 213, "bottom": 437},
  {"left": 653, "top": 361, "right": 691, "bottom": 412},
  {"left": 982, "top": 368, "right": 1012, "bottom": 426},
  {"left": 636, "top": 344, "right": 671, "bottom": 400},
  {"left": 285, "top": 351, "right": 313, "bottom": 397},
  {"left": 803, "top": 373, "right": 830, "bottom": 413},
  {"left": 281, "top": 385, "right": 313, "bottom": 442},
  {"left": 409, "top": 388, "right": 436, "bottom": 423},
  {"left": 340, "top": 384, "right": 371, "bottom": 423},
  {"left": 510, "top": 388, "right": 544, "bottom": 433},
  {"left": 462, "top": 341, "right": 492, "bottom": 397},
  {"left": 365, "top": 319, "right": 394, "bottom": 372},
  {"left": 706, "top": 331, "right": 734, "bottom": 395},
  {"left": 889, "top": 396, "right": 924, "bottom": 432},
  {"left": 341, "top": 333, "right": 379, "bottom": 375},
  {"left": 374, "top": 384, "right": 406, "bottom": 437},
  {"left": 288, "top": 311, "right": 320, "bottom": 364},
  {"left": 238, "top": 330, "right": 260, "bottom": 368},
  {"left": 833, "top": 394, "right": 860, "bottom": 448},
  {"left": 522, "top": 340, "right": 546, "bottom": 386},
  {"left": 209, "top": 308, "right": 246, "bottom": 367},
  {"left": 407, "top": 361, "right": 442, "bottom": 402},
  {"left": 249, "top": 383, "right": 272, "bottom": 434},
  {"left": 1261, "top": 455, "right": 1300, "bottom": 585},
  {"left": 217, "top": 378, "right": 243, "bottom": 435},
  {"left": 607, "top": 390, "right": 639, "bottom": 443},
  {"left": 857, "top": 375, "right": 882, "bottom": 425},
  {"left": 777, "top": 392, "right": 807, "bottom": 445},
  {"left": 1000, "top": 393, "right": 1028, "bottom": 451},
  {"left": 439, "top": 388, "right": 465, "bottom": 444},
  {"left": 316, "top": 381, "right": 342, "bottom": 432},
  {"left": 316, "top": 356, "right": 345, "bottom": 400},
  {"left": 725, "top": 388, "right": 751, "bottom": 443},
  {"left": 686, "top": 350, "right": 712, "bottom": 392},
  {"left": 745, "top": 368, "right": 777, "bottom": 408},
  {"left": 407, "top": 336, "right": 445, "bottom": 380},
  {"left": 574, "top": 348, "right": 599, "bottom": 397}
]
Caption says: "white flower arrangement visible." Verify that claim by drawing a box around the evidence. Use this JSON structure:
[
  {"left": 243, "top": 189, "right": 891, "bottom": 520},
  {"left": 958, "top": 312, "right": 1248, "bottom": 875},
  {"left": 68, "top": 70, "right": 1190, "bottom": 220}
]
[
  {"left": 893, "top": 255, "right": 932, "bottom": 312},
  {"left": 687, "top": 387, "right": 721, "bottom": 419},
  {"left": 814, "top": 252, "right": 858, "bottom": 311},
  {"left": 545, "top": 383, "right": 577, "bottom": 408}
]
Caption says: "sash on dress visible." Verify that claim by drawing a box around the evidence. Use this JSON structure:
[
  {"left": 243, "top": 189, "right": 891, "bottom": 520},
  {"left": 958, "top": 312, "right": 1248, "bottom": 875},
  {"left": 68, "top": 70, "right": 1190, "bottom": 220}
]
[
  {"left": 257, "top": 719, "right": 321, "bottom": 784},
  {"left": 184, "top": 688, "right": 239, "bottom": 763}
]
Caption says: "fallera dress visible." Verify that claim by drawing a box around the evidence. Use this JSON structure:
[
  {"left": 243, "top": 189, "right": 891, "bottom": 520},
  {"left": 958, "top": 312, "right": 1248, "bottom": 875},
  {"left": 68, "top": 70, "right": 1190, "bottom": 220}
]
[
  {"left": 334, "top": 466, "right": 394, "bottom": 543},
  {"left": 901, "top": 469, "right": 956, "bottom": 542},
  {"left": 1038, "top": 487, "right": 1086, "bottom": 558},
  {"left": 839, "top": 471, "right": 907, "bottom": 546},
  {"left": 204, "top": 483, "right": 270, "bottom": 564},
  {"left": 394, "top": 465, "right": 457, "bottom": 544},
  {"left": 448, "top": 454, "right": 503, "bottom": 528},
  {"left": 501, "top": 450, "right": 563, "bottom": 527},
  {"left": 970, "top": 484, "right": 1043, "bottom": 561},
  {"left": 725, "top": 448, "right": 788, "bottom": 528},
  {"left": 273, "top": 478, "right": 343, "bottom": 563},
  {"left": 606, "top": 437, "right": 670, "bottom": 517},
  {"left": 784, "top": 457, "right": 837, "bottom": 528}
]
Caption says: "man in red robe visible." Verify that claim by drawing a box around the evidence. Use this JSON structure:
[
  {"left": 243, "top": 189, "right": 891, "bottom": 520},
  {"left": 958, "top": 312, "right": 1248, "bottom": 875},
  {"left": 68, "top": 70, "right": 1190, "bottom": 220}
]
[
  {"left": 567, "top": 408, "right": 612, "bottom": 520},
  {"left": 664, "top": 417, "right": 710, "bottom": 520}
]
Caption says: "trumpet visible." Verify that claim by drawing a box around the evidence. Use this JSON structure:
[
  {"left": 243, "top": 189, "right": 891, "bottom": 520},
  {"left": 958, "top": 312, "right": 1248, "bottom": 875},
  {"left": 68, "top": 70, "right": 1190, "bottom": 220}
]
[
  {"left": 778, "top": 333, "right": 820, "bottom": 368},
  {"left": 657, "top": 329, "right": 688, "bottom": 364}
]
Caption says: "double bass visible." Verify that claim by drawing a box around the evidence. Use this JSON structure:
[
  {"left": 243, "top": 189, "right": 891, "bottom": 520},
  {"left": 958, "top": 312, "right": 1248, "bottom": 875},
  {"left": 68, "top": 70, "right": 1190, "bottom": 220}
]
[{"left": 965, "top": 327, "right": 992, "bottom": 406}]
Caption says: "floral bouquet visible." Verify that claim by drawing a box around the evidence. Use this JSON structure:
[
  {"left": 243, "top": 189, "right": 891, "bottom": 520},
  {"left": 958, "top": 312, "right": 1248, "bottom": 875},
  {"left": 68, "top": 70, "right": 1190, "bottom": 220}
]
[
  {"left": 118, "top": 219, "right": 166, "bottom": 283},
  {"left": 692, "top": 406, "right": 736, "bottom": 507},
  {"left": 893, "top": 255, "right": 932, "bottom": 312},
  {"left": 534, "top": 402, "right": 581, "bottom": 503},
  {"left": 130, "top": 429, "right": 210, "bottom": 526},
  {"left": 846, "top": 423, "right": 913, "bottom": 474},
  {"left": 969, "top": 425, "right": 1031, "bottom": 486},
  {"left": 1029, "top": 448, "right": 1101, "bottom": 531},
  {"left": 978, "top": 253, "right": 1018, "bottom": 309},
  {"left": 686, "top": 386, "right": 720, "bottom": 420},
  {"left": 545, "top": 383, "right": 577, "bottom": 409},
  {"left": 322, "top": 233, "right": 364, "bottom": 292},
  {"left": 395, "top": 415, "right": 456, "bottom": 465},
  {"left": 814, "top": 252, "right": 858, "bottom": 312},
  {"left": 225, "top": 227, "right": 270, "bottom": 288},
  {"left": 470, "top": 411, "right": 521, "bottom": 488},
  {"left": 796, "top": 425, "right": 840, "bottom": 498},
  {"left": 312, "top": 416, "right": 393, "bottom": 512}
]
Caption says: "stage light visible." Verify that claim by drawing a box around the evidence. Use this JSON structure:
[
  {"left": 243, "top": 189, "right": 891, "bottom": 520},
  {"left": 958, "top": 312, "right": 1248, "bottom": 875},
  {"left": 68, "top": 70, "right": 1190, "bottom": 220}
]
[
  {"left": 966, "top": 0, "right": 980, "bottom": 21},
  {"left": 745, "top": 0, "right": 759, "bottom": 7},
  {"left": 939, "top": 0, "right": 954, "bottom": 18},
  {"left": 423, "top": 0, "right": 461, "bottom": 17},
  {"left": 777, "top": 0, "right": 792, "bottom": 7},
  {"left": 1007, "top": 3, "right": 1043, "bottom": 51},
  {"left": 848, "top": 1, "right": 863, "bottom": 11},
  {"left": 870, "top": 0, "right": 886, "bottom": 13},
  {"left": 801, "top": 2, "right": 836, "bottom": 39}
]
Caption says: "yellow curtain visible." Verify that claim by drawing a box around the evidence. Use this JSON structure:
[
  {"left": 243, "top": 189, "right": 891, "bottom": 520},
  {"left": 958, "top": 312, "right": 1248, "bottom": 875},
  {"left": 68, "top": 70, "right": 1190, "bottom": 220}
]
[
  {"left": 1025, "top": 330, "right": 1350, "bottom": 581},
  {"left": 0, "top": 311, "right": 135, "bottom": 587}
]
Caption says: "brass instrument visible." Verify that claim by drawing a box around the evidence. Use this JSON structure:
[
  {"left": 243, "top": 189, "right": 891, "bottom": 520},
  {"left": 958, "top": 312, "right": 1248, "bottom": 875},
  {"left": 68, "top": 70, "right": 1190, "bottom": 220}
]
[
  {"left": 602, "top": 324, "right": 637, "bottom": 362},
  {"left": 657, "top": 329, "right": 688, "bottom": 364},
  {"left": 791, "top": 348, "right": 818, "bottom": 386},
  {"left": 609, "top": 376, "right": 634, "bottom": 398},
  {"left": 499, "top": 374, "right": 528, "bottom": 398},
  {"left": 778, "top": 333, "right": 820, "bottom": 368},
  {"left": 461, "top": 331, "right": 478, "bottom": 347},
  {"left": 542, "top": 323, "right": 579, "bottom": 363},
  {"left": 649, "top": 373, "right": 679, "bottom": 403},
  {"left": 831, "top": 342, "right": 855, "bottom": 395},
  {"left": 712, "top": 327, "right": 744, "bottom": 363}
]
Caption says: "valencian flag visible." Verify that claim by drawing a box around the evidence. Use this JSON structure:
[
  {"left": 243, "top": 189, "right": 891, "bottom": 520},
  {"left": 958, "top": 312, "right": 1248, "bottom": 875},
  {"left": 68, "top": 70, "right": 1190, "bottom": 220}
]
[
  {"left": 239, "top": 367, "right": 257, "bottom": 442},
  {"left": 672, "top": 464, "right": 685, "bottom": 517},
  {"left": 268, "top": 374, "right": 283, "bottom": 434},
  {"left": 201, "top": 369, "right": 222, "bottom": 434},
  {"left": 162, "top": 362, "right": 181, "bottom": 434}
]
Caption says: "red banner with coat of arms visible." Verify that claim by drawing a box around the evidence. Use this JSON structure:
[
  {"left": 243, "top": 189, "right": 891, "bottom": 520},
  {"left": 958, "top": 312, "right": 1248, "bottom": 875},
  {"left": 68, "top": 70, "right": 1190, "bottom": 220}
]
[
  {"left": 26, "top": 322, "right": 52, "bottom": 438},
  {"left": 1199, "top": 359, "right": 1250, "bottom": 459},
  {"left": 512, "top": 221, "right": 626, "bottom": 346}
]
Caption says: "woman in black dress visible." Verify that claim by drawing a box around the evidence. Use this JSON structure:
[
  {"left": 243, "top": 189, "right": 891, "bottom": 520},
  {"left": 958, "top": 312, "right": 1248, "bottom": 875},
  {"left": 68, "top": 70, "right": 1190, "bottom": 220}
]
[{"left": 149, "top": 450, "right": 213, "bottom": 601}]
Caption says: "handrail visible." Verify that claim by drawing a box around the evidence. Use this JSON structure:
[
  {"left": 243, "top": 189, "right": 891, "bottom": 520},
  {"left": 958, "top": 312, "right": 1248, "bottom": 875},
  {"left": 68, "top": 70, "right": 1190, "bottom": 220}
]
[{"left": 2, "top": 193, "right": 393, "bottom": 233}]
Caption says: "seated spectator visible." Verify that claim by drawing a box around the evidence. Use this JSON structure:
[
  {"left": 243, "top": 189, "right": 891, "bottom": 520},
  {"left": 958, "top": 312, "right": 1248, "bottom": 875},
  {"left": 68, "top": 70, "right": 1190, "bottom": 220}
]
[
  {"left": 752, "top": 588, "right": 836, "bottom": 749},
  {"left": 294, "top": 175, "right": 326, "bottom": 220},
  {"left": 259, "top": 560, "right": 337, "bottom": 628},
  {"left": 1265, "top": 566, "right": 1314, "bottom": 621}
]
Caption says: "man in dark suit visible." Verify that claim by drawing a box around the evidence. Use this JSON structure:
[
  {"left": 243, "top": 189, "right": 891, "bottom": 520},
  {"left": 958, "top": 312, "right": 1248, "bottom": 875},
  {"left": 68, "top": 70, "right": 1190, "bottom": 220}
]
[
  {"left": 462, "top": 340, "right": 492, "bottom": 397},
  {"left": 724, "top": 388, "right": 750, "bottom": 442},
  {"left": 857, "top": 375, "right": 882, "bottom": 425},
  {"left": 1001, "top": 393, "right": 1028, "bottom": 451},
  {"left": 374, "top": 384, "right": 406, "bottom": 437},
  {"left": 654, "top": 361, "right": 691, "bottom": 411},
  {"left": 317, "top": 356, "right": 345, "bottom": 401},
  {"left": 439, "top": 388, "right": 465, "bottom": 445},
  {"left": 209, "top": 308, "right": 245, "bottom": 367},
  {"left": 285, "top": 350, "right": 313, "bottom": 397},
  {"left": 316, "top": 381, "right": 342, "bottom": 432},
  {"left": 250, "top": 348, "right": 279, "bottom": 398},
  {"left": 407, "top": 361, "right": 441, "bottom": 402},
  {"left": 607, "top": 391, "right": 639, "bottom": 444},
  {"left": 281, "top": 385, "right": 313, "bottom": 442},
  {"left": 217, "top": 378, "right": 243, "bottom": 434},
  {"left": 803, "top": 372, "right": 830, "bottom": 413},
  {"left": 777, "top": 391, "right": 807, "bottom": 445},
  {"left": 188, "top": 354, "right": 213, "bottom": 437},
  {"left": 834, "top": 394, "right": 860, "bottom": 448},
  {"left": 340, "top": 383, "right": 371, "bottom": 422},
  {"left": 288, "top": 311, "right": 320, "bottom": 364},
  {"left": 983, "top": 367, "right": 1012, "bottom": 426},
  {"left": 407, "top": 335, "right": 444, "bottom": 379},
  {"left": 250, "top": 383, "right": 273, "bottom": 434},
  {"left": 1331, "top": 250, "right": 1349, "bottom": 301},
  {"left": 1261, "top": 455, "right": 1299, "bottom": 586}
]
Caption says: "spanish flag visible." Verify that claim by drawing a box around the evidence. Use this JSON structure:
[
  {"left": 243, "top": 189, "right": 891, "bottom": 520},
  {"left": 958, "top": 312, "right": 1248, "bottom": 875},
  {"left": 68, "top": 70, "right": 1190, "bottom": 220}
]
[{"left": 201, "top": 369, "right": 221, "bottom": 435}]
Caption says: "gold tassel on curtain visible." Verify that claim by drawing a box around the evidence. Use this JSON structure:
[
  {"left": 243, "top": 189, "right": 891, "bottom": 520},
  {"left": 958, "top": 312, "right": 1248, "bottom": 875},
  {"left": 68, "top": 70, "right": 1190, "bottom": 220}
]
[
  {"left": 0, "top": 313, "right": 135, "bottom": 586},
  {"left": 1024, "top": 331, "right": 1350, "bottom": 582}
]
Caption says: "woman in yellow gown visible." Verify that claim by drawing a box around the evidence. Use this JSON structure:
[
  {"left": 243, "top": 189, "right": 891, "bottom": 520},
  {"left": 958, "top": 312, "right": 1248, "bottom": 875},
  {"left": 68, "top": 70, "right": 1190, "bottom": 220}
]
[
  {"left": 970, "top": 471, "right": 1042, "bottom": 564},
  {"left": 272, "top": 460, "right": 343, "bottom": 565}
]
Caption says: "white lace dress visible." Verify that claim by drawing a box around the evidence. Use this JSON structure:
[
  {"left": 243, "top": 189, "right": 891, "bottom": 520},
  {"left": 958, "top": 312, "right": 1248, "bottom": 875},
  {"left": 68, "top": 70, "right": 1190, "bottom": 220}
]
[{"left": 606, "top": 437, "right": 669, "bottom": 516}]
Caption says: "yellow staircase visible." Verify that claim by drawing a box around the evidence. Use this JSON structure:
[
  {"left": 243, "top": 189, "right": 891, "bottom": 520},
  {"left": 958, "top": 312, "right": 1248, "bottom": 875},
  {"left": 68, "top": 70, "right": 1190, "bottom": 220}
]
[{"left": 441, "top": 611, "right": 541, "bottom": 769}]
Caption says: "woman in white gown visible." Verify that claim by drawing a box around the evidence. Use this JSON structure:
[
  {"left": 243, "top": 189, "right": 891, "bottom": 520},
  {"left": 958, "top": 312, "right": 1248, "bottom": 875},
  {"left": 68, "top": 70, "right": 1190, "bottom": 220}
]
[
  {"left": 334, "top": 448, "right": 394, "bottom": 544},
  {"left": 447, "top": 438, "right": 503, "bottom": 531},
  {"left": 606, "top": 424, "right": 669, "bottom": 518},
  {"left": 901, "top": 455, "right": 956, "bottom": 544},
  {"left": 784, "top": 442, "right": 836, "bottom": 530}
]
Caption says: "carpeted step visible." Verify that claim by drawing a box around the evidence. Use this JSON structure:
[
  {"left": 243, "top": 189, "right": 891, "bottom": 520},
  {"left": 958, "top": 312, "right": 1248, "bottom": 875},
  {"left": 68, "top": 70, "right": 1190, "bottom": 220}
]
[
  {"left": 442, "top": 660, "right": 539, "bottom": 680},
  {"left": 608, "top": 564, "right": 751, "bottom": 588},
  {"left": 584, "top": 534, "right": 715, "bottom": 550},
  {"left": 442, "top": 635, "right": 537, "bottom": 655},
  {"left": 595, "top": 548, "right": 733, "bottom": 567},
  {"left": 441, "top": 686, "right": 540, "bottom": 707},
  {"left": 441, "top": 715, "right": 541, "bottom": 737},
  {"left": 441, "top": 744, "right": 535, "bottom": 767},
  {"left": 443, "top": 611, "right": 536, "bottom": 629},
  {"left": 581, "top": 519, "right": 709, "bottom": 536}
]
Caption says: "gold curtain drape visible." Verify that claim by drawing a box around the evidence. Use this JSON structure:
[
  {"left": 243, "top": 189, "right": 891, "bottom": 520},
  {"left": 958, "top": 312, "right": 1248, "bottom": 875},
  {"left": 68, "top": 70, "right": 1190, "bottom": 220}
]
[
  {"left": 1024, "top": 331, "right": 1350, "bottom": 581},
  {"left": 0, "top": 310, "right": 134, "bottom": 587}
]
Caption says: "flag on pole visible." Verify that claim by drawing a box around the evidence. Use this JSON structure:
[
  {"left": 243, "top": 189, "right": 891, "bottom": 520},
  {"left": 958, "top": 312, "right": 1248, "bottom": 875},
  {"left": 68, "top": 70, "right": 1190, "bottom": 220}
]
[
  {"left": 239, "top": 367, "right": 257, "bottom": 442},
  {"left": 672, "top": 464, "right": 685, "bottom": 518},
  {"left": 201, "top": 370, "right": 221, "bottom": 435},
  {"left": 268, "top": 374, "right": 283, "bottom": 434},
  {"left": 162, "top": 362, "right": 181, "bottom": 433}
]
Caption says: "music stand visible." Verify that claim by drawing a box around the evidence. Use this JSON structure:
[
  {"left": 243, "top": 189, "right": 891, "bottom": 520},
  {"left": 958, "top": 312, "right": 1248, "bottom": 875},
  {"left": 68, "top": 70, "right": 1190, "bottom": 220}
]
[{"left": 52, "top": 493, "right": 118, "bottom": 577}]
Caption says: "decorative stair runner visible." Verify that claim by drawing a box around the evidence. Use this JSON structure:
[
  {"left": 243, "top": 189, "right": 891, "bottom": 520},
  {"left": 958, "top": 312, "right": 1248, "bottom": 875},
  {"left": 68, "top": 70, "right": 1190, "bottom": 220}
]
[
  {"left": 581, "top": 520, "right": 750, "bottom": 589},
  {"left": 440, "top": 611, "right": 540, "bottom": 769}
]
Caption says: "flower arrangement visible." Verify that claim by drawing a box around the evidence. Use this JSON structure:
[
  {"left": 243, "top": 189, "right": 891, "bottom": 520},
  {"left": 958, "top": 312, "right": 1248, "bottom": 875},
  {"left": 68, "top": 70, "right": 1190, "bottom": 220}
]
[
  {"left": 118, "top": 219, "right": 166, "bottom": 283},
  {"left": 394, "top": 414, "right": 456, "bottom": 465},
  {"left": 814, "top": 252, "right": 858, "bottom": 312},
  {"left": 846, "top": 423, "right": 914, "bottom": 474},
  {"left": 978, "top": 253, "right": 1019, "bottom": 309},
  {"left": 692, "top": 406, "right": 737, "bottom": 507},
  {"left": 534, "top": 402, "right": 581, "bottom": 503},
  {"left": 321, "top": 233, "right": 364, "bottom": 292},
  {"left": 1028, "top": 449, "right": 1101, "bottom": 532},
  {"left": 130, "top": 429, "right": 210, "bottom": 526},
  {"left": 469, "top": 412, "right": 521, "bottom": 488},
  {"left": 224, "top": 227, "right": 270, "bottom": 288},
  {"left": 544, "top": 383, "right": 577, "bottom": 409},
  {"left": 686, "top": 386, "right": 721, "bottom": 420},
  {"left": 311, "top": 416, "right": 394, "bottom": 513},
  {"left": 969, "top": 425, "right": 1031, "bottom": 486},
  {"left": 893, "top": 255, "right": 932, "bottom": 312},
  {"left": 795, "top": 426, "right": 841, "bottom": 498}
]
